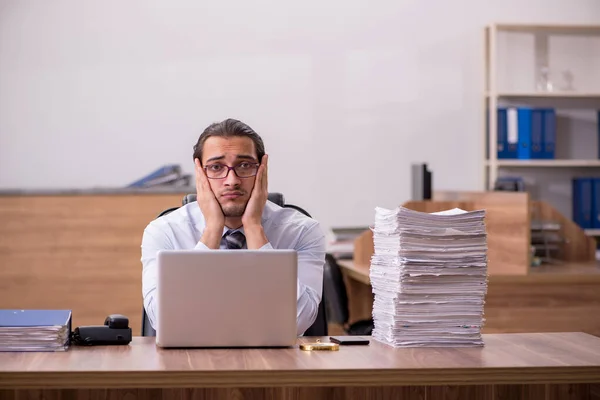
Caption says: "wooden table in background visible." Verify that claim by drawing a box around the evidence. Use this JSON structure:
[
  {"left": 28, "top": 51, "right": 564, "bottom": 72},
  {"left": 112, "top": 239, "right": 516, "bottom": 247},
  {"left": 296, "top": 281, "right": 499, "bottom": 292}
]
[
  {"left": 1, "top": 334, "right": 600, "bottom": 400},
  {"left": 0, "top": 192, "right": 190, "bottom": 331},
  {"left": 338, "top": 260, "right": 600, "bottom": 337}
]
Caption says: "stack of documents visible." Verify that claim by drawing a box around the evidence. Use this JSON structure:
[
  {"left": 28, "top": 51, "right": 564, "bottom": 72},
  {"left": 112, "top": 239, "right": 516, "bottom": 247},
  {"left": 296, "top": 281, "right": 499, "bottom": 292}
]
[
  {"left": 0, "top": 310, "right": 72, "bottom": 352},
  {"left": 370, "top": 207, "right": 488, "bottom": 347}
]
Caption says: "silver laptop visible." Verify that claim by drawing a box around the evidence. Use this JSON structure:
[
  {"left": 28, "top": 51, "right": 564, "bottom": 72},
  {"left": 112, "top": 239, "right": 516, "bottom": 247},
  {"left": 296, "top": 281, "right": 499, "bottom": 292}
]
[{"left": 155, "top": 249, "right": 298, "bottom": 348}]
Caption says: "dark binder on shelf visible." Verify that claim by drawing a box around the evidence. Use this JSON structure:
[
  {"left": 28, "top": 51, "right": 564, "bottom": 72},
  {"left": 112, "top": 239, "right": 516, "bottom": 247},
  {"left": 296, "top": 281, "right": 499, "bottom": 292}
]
[
  {"left": 490, "top": 107, "right": 517, "bottom": 159},
  {"left": 542, "top": 108, "right": 556, "bottom": 159},
  {"left": 573, "top": 178, "right": 593, "bottom": 229},
  {"left": 530, "top": 109, "right": 544, "bottom": 158},
  {"left": 516, "top": 107, "right": 544, "bottom": 160},
  {"left": 593, "top": 178, "right": 600, "bottom": 229},
  {"left": 497, "top": 107, "right": 508, "bottom": 158}
]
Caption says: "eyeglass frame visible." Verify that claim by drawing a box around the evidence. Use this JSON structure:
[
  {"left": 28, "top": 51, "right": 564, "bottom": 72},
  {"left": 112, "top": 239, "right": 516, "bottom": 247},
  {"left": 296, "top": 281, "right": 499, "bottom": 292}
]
[{"left": 203, "top": 162, "right": 260, "bottom": 179}]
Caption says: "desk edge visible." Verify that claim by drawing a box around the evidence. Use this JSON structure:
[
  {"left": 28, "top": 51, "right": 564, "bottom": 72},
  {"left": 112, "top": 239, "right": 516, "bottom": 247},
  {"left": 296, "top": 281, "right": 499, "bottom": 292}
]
[{"left": 2, "top": 367, "right": 600, "bottom": 389}]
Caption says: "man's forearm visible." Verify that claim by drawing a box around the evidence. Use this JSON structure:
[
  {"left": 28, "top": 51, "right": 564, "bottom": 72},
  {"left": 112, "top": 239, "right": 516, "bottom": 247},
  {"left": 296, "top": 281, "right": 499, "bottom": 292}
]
[
  {"left": 143, "top": 289, "right": 158, "bottom": 329},
  {"left": 244, "top": 224, "right": 268, "bottom": 249},
  {"left": 296, "top": 282, "right": 320, "bottom": 335},
  {"left": 200, "top": 226, "right": 222, "bottom": 249}
]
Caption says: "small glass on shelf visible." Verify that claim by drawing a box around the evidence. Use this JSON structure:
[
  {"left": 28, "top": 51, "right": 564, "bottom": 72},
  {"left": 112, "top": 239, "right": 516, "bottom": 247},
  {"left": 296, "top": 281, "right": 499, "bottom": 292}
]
[{"left": 536, "top": 66, "right": 554, "bottom": 92}]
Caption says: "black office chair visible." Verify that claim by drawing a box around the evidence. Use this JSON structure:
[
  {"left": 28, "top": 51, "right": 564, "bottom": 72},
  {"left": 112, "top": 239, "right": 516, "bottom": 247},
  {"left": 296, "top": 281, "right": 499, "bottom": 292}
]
[
  {"left": 142, "top": 192, "right": 328, "bottom": 337},
  {"left": 323, "top": 253, "right": 373, "bottom": 335}
]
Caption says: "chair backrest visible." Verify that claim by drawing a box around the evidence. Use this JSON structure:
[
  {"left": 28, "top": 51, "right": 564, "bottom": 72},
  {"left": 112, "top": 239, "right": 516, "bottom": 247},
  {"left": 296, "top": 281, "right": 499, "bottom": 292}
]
[
  {"left": 303, "top": 290, "right": 328, "bottom": 336},
  {"left": 181, "top": 193, "right": 286, "bottom": 208},
  {"left": 142, "top": 192, "right": 328, "bottom": 337},
  {"left": 141, "top": 307, "right": 155, "bottom": 336},
  {"left": 322, "top": 253, "right": 350, "bottom": 326}
]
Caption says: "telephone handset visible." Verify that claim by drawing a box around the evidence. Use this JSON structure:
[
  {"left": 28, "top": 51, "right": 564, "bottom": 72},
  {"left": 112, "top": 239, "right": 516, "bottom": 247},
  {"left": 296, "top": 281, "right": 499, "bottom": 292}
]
[{"left": 71, "top": 314, "right": 132, "bottom": 346}]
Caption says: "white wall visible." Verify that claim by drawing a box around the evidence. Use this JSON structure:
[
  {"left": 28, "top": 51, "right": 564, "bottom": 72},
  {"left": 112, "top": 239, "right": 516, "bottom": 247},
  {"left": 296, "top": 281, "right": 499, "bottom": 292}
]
[{"left": 1, "top": 0, "right": 599, "bottom": 231}]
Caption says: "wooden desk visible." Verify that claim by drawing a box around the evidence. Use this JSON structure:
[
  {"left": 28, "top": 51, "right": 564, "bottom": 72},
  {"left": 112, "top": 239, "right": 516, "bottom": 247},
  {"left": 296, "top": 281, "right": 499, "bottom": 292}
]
[
  {"left": 338, "top": 260, "right": 600, "bottom": 337},
  {"left": 1, "top": 334, "right": 600, "bottom": 400}
]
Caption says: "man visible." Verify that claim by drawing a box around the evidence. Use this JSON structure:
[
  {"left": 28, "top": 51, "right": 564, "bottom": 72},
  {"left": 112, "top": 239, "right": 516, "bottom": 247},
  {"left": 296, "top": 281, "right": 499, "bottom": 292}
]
[{"left": 141, "top": 118, "right": 326, "bottom": 336}]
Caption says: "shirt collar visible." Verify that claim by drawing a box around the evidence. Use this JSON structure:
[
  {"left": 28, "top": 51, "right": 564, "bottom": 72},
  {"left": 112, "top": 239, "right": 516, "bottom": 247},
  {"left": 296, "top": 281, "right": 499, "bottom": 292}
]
[{"left": 222, "top": 226, "right": 244, "bottom": 237}]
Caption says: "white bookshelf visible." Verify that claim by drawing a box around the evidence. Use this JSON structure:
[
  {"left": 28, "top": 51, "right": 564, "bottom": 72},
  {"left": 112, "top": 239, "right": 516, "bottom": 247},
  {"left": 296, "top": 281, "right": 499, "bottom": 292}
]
[
  {"left": 487, "top": 160, "right": 600, "bottom": 167},
  {"left": 484, "top": 22, "right": 600, "bottom": 233},
  {"left": 486, "top": 92, "right": 600, "bottom": 99},
  {"left": 491, "top": 23, "right": 600, "bottom": 34},
  {"left": 484, "top": 24, "right": 600, "bottom": 219}
]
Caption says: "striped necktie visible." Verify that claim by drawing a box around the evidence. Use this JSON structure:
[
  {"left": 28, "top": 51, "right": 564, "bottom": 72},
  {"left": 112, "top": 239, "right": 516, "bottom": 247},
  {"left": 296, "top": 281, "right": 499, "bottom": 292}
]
[{"left": 224, "top": 230, "right": 246, "bottom": 250}]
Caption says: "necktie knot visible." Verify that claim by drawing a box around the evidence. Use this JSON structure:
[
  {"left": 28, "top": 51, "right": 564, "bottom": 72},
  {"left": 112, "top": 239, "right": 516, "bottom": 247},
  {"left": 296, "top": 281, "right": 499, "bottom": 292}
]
[{"left": 224, "top": 230, "right": 246, "bottom": 249}]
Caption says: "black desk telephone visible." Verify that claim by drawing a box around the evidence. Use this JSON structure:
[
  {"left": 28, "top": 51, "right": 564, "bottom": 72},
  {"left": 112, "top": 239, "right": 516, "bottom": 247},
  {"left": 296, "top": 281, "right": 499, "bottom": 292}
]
[{"left": 71, "top": 314, "right": 132, "bottom": 346}]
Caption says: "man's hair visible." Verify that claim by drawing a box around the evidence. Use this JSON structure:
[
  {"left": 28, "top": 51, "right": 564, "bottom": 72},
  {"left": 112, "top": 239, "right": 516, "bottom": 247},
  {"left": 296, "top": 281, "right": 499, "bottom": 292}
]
[{"left": 193, "top": 118, "right": 265, "bottom": 165}]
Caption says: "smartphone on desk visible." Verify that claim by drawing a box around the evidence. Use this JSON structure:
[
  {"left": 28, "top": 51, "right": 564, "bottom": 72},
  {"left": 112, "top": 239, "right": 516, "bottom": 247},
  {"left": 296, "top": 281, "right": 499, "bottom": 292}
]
[{"left": 329, "top": 336, "right": 370, "bottom": 345}]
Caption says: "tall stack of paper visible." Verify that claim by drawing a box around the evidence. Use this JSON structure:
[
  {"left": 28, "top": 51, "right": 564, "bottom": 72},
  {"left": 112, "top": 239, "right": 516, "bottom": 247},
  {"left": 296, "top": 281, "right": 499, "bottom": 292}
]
[
  {"left": 370, "top": 207, "right": 488, "bottom": 347},
  {"left": 0, "top": 310, "right": 71, "bottom": 352}
]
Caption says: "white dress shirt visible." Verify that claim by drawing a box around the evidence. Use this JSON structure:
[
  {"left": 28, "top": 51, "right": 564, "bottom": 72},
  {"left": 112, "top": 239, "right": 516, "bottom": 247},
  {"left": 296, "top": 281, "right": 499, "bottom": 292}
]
[{"left": 141, "top": 200, "right": 326, "bottom": 336}]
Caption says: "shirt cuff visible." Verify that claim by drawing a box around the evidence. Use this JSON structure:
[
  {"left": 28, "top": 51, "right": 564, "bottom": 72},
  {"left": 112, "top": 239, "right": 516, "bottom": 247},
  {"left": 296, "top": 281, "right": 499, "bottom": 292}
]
[
  {"left": 194, "top": 241, "right": 273, "bottom": 250},
  {"left": 194, "top": 241, "right": 211, "bottom": 250}
]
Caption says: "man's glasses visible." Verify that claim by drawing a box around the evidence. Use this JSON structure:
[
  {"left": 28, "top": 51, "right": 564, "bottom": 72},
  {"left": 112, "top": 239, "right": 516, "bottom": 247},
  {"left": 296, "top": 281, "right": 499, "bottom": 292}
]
[{"left": 204, "top": 162, "right": 259, "bottom": 179}]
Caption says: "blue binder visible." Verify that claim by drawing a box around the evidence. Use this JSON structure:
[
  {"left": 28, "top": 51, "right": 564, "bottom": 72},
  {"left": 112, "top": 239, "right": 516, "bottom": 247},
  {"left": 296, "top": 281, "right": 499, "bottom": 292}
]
[
  {"left": 593, "top": 178, "right": 600, "bottom": 229},
  {"left": 573, "top": 178, "right": 593, "bottom": 229},
  {"left": 530, "top": 109, "right": 544, "bottom": 159},
  {"left": 516, "top": 107, "right": 544, "bottom": 159},
  {"left": 516, "top": 108, "right": 532, "bottom": 159},
  {"left": 542, "top": 108, "right": 556, "bottom": 159},
  {"left": 0, "top": 310, "right": 71, "bottom": 327},
  {"left": 127, "top": 164, "right": 182, "bottom": 188},
  {"left": 0, "top": 310, "right": 72, "bottom": 352},
  {"left": 497, "top": 107, "right": 507, "bottom": 158}
]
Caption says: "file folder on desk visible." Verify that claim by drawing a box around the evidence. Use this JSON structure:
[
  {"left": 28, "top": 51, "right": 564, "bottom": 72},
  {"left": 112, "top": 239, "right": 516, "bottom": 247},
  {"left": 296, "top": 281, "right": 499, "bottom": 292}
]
[
  {"left": 0, "top": 309, "right": 72, "bottom": 352},
  {"left": 127, "top": 164, "right": 184, "bottom": 188}
]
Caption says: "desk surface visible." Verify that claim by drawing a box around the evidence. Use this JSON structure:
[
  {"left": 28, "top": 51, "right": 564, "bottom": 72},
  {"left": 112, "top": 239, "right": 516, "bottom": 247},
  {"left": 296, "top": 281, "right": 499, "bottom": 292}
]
[
  {"left": 1, "top": 333, "right": 600, "bottom": 389},
  {"left": 338, "top": 260, "right": 600, "bottom": 285}
]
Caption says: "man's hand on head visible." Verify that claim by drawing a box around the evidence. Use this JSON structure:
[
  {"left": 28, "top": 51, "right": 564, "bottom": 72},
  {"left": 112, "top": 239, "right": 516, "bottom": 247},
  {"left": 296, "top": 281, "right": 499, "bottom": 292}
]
[
  {"left": 195, "top": 158, "right": 225, "bottom": 249},
  {"left": 242, "top": 154, "right": 269, "bottom": 249}
]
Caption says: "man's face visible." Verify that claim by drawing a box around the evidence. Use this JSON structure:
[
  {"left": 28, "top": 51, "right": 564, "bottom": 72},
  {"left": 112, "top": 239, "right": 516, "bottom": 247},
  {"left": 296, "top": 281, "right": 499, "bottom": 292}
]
[{"left": 200, "top": 136, "right": 259, "bottom": 218}]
